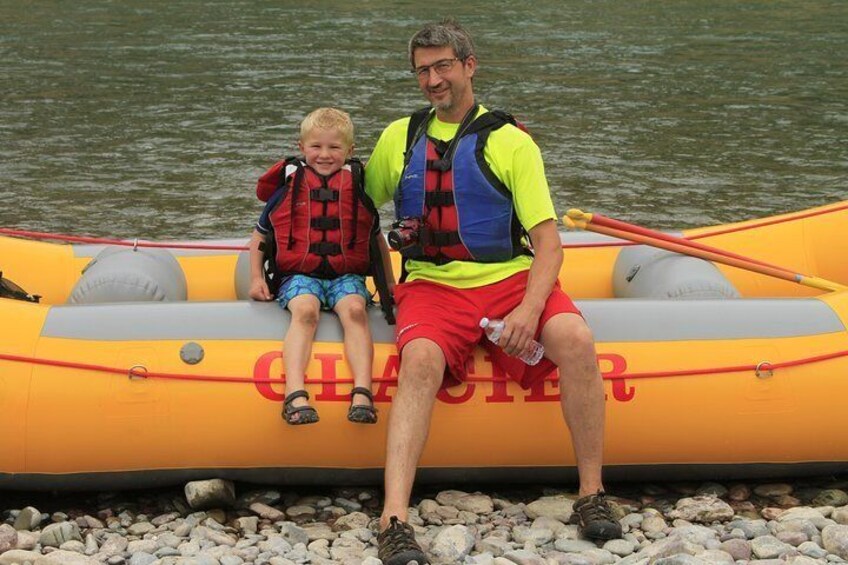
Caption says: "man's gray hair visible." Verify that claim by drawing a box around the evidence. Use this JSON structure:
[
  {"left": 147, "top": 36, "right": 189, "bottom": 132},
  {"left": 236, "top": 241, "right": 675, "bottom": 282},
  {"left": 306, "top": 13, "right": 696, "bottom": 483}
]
[{"left": 408, "top": 19, "right": 475, "bottom": 69}]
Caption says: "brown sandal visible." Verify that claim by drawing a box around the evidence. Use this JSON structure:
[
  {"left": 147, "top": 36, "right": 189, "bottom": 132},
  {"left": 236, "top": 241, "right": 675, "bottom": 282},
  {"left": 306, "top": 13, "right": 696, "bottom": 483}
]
[
  {"left": 347, "top": 387, "right": 378, "bottom": 424},
  {"left": 283, "top": 390, "right": 319, "bottom": 425}
]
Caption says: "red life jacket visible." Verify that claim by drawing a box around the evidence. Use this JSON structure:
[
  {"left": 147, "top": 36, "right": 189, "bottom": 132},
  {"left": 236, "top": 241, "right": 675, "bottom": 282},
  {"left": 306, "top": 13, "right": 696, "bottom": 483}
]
[{"left": 256, "top": 157, "right": 377, "bottom": 279}]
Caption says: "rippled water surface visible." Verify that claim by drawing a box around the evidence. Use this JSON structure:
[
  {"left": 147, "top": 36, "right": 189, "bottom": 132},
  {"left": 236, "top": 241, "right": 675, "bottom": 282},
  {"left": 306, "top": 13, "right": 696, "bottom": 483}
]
[{"left": 2, "top": 1, "right": 846, "bottom": 238}]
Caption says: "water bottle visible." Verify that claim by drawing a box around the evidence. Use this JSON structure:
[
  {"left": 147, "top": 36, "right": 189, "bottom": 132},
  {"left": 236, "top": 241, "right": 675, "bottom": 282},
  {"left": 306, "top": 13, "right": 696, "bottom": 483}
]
[{"left": 479, "top": 317, "right": 545, "bottom": 366}]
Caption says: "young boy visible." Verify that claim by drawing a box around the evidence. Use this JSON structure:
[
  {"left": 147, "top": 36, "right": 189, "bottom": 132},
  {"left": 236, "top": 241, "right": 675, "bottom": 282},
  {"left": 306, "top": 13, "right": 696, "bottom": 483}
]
[{"left": 249, "top": 107, "right": 390, "bottom": 425}]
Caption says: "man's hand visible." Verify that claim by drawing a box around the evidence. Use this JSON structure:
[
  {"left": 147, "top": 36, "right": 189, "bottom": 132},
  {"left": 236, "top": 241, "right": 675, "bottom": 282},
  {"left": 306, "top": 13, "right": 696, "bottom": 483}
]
[
  {"left": 249, "top": 278, "right": 273, "bottom": 301},
  {"left": 500, "top": 302, "right": 542, "bottom": 357},
  {"left": 497, "top": 218, "right": 563, "bottom": 357}
]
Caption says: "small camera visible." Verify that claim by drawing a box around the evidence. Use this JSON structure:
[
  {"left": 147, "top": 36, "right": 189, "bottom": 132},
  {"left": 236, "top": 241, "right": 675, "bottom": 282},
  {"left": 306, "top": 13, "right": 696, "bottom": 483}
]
[{"left": 387, "top": 217, "right": 423, "bottom": 251}]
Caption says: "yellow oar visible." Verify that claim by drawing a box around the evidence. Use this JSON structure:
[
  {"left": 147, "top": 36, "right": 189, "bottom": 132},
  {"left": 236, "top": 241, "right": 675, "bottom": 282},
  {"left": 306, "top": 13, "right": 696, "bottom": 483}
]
[{"left": 564, "top": 209, "right": 846, "bottom": 293}]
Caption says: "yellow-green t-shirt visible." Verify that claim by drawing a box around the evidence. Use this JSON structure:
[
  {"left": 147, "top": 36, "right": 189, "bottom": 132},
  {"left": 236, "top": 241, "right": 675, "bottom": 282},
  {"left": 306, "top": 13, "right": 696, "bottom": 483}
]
[{"left": 366, "top": 106, "right": 556, "bottom": 288}]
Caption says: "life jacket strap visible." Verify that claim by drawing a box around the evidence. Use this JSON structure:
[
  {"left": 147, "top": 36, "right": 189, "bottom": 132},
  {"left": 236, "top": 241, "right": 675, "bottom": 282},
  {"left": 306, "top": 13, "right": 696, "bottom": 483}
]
[
  {"left": 310, "top": 188, "right": 339, "bottom": 202},
  {"left": 308, "top": 242, "right": 342, "bottom": 256},
  {"left": 310, "top": 217, "right": 341, "bottom": 230},
  {"left": 426, "top": 158, "right": 452, "bottom": 172},
  {"left": 424, "top": 191, "right": 455, "bottom": 207},
  {"left": 420, "top": 229, "right": 461, "bottom": 247}
]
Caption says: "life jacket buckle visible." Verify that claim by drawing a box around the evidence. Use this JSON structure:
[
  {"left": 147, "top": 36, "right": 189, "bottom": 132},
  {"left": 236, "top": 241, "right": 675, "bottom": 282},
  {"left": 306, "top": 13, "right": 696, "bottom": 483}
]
[
  {"left": 427, "top": 158, "right": 452, "bottom": 172},
  {"left": 309, "top": 188, "right": 339, "bottom": 202}
]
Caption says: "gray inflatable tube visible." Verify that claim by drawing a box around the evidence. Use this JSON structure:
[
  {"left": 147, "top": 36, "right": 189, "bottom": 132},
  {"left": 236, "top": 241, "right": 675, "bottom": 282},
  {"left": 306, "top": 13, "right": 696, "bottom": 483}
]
[
  {"left": 234, "top": 251, "right": 253, "bottom": 300},
  {"left": 69, "top": 247, "right": 187, "bottom": 304},
  {"left": 613, "top": 245, "right": 740, "bottom": 300}
]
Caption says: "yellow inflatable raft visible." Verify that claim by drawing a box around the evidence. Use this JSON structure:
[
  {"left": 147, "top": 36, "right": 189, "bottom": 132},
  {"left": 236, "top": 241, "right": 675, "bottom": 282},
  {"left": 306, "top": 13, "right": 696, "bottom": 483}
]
[{"left": 1, "top": 201, "right": 847, "bottom": 489}]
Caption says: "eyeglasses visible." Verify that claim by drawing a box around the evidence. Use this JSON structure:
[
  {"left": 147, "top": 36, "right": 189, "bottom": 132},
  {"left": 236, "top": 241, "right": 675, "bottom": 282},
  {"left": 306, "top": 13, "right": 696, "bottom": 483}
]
[{"left": 412, "top": 58, "right": 463, "bottom": 79}]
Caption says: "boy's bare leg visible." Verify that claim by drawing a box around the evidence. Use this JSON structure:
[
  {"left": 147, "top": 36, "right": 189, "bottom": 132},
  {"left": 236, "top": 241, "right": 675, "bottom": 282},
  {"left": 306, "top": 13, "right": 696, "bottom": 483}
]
[
  {"left": 380, "top": 338, "right": 445, "bottom": 528},
  {"left": 284, "top": 294, "right": 322, "bottom": 411},
  {"left": 334, "top": 294, "right": 373, "bottom": 404},
  {"left": 540, "top": 312, "right": 606, "bottom": 496}
]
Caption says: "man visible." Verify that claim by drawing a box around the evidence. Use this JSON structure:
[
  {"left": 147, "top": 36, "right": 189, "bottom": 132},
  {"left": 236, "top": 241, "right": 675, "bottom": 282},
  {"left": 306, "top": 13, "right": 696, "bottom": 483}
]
[{"left": 366, "top": 19, "right": 622, "bottom": 565}]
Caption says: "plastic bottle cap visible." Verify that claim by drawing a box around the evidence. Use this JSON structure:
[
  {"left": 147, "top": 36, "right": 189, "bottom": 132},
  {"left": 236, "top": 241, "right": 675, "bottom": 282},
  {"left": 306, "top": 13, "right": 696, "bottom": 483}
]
[{"left": 479, "top": 317, "right": 489, "bottom": 328}]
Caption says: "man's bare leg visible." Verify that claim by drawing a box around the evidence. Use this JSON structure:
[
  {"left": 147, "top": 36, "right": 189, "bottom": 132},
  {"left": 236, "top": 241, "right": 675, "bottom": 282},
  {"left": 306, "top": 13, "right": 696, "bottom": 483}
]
[
  {"left": 379, "top": 338, "right": 445, "bottom": 528},
  {"left": 540, "top": 312, "right": 606, "bottom": 496}
]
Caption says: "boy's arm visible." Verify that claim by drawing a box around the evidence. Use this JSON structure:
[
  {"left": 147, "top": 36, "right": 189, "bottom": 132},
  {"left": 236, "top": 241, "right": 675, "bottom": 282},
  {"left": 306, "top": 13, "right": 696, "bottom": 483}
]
[{"left": 248, "top": 229, "right": 273, "bottom": 301}]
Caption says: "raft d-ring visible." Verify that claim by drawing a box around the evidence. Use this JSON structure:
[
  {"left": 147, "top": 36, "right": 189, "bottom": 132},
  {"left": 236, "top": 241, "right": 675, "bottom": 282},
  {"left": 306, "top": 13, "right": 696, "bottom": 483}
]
[
  {"left": 755, "top": 362, "right": 774, "bottom": 379},
  {"left": 128, "top": 365, "right": 148, "bottom": 380}
]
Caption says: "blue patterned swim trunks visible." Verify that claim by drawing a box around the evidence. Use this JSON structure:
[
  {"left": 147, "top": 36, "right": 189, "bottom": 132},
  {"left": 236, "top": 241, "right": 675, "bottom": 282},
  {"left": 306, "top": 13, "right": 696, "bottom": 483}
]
[{"left": 277, "top": 274, "right": 371, "bottom": 311}]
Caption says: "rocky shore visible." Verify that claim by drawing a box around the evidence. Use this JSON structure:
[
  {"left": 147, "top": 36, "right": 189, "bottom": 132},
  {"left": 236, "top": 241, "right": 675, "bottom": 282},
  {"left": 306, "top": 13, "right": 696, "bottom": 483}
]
[{"left": 3, "top": 477, "right": 848, "bottom": 564}]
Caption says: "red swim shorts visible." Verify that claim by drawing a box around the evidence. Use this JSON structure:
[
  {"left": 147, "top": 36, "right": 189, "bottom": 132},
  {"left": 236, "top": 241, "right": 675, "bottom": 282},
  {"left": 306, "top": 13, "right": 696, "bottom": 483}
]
[{"left": 393, "top": 270, "right": 582, "bottom": 388}]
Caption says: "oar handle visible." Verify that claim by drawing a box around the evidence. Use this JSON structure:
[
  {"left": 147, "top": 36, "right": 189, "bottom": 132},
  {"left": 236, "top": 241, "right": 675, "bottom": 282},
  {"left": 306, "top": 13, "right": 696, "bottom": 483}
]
[{"left": 564, "top": 209, "right": 593, "bottom": 230}]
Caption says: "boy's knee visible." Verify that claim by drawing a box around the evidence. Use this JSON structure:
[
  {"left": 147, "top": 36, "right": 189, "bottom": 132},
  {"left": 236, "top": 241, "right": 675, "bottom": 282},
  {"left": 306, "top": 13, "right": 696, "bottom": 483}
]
[
  {"left": 290, "top": 304, "right": 320, "bottom": 327},
  {"left": 340, "top": 300, "right": 368, "bottom": 324}
]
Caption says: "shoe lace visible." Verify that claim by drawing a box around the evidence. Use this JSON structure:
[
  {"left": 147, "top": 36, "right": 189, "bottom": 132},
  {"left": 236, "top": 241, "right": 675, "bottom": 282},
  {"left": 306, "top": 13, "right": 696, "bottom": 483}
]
[
  {"left": 577, "top": 492, "right": 614, "bottom": 523},
  {"left": 379, "top": 516, "right": 421, "bottom": 555}
]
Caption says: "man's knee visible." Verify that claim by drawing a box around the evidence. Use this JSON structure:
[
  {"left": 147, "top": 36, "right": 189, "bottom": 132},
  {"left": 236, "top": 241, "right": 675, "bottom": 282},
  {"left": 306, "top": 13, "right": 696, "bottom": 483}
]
[
  {"left": 399, "top": 339, "right": 445, "bottom": 390},
  {"left": 542, "top": 314, "right": 598, "bottom": 366}
]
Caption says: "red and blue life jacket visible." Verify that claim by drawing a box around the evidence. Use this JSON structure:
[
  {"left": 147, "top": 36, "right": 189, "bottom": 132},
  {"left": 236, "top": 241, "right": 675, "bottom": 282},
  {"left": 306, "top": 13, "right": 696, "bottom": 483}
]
[{"left": 394, "top": 105, "right": 531, "bottom": 265}]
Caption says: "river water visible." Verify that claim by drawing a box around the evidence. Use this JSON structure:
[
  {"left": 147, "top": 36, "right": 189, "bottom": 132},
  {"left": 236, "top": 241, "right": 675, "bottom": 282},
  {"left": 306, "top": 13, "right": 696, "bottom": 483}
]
[{"left": 2, "top": 0, "right": 846, "bottom": 239}]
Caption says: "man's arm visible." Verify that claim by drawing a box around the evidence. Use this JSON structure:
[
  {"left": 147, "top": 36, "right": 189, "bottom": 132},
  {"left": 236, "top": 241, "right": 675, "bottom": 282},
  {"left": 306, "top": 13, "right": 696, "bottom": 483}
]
[{"left": 498, "top": 219, "right": 563, "bottom": 356}]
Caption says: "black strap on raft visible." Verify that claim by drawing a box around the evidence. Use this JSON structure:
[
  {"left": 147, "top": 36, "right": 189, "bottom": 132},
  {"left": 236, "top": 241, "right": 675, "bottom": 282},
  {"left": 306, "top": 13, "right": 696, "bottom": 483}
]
[
  {"left": 259, "top": 236, "right": 281, "bottom": 296},
  {"left": 0, "top": 271, "right": 40, "bottom": 303}
]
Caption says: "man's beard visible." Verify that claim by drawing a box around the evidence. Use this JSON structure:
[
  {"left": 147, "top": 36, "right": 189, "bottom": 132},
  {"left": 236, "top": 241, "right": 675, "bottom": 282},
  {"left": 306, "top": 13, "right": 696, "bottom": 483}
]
[{"left": 428, "top": 85, "right": 454, "bottom": 111}]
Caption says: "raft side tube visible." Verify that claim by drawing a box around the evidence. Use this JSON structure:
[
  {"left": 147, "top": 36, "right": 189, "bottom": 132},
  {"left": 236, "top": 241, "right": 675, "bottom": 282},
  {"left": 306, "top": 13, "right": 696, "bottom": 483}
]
[{"left": 38, "top": 299, "right": 845, "bottom": 343}]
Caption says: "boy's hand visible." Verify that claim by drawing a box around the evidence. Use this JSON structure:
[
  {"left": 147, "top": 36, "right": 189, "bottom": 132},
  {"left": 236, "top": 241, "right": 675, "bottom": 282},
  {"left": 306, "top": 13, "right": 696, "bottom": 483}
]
[{"left": 249, "top": 279, "right": 273, "bottom": 301}]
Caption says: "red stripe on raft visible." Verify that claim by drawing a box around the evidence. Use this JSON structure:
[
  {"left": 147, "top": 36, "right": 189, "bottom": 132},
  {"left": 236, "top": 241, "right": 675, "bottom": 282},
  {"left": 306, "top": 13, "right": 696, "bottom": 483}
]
[{"left": 2, "top": 350, "right": 847, "bottom": 383}]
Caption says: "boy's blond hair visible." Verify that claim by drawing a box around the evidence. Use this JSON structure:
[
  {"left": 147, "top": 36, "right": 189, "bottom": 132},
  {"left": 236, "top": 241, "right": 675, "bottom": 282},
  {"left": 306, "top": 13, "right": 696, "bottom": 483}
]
[{"left": 300, "top": 107, "right": 354, "bottom": 147}]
